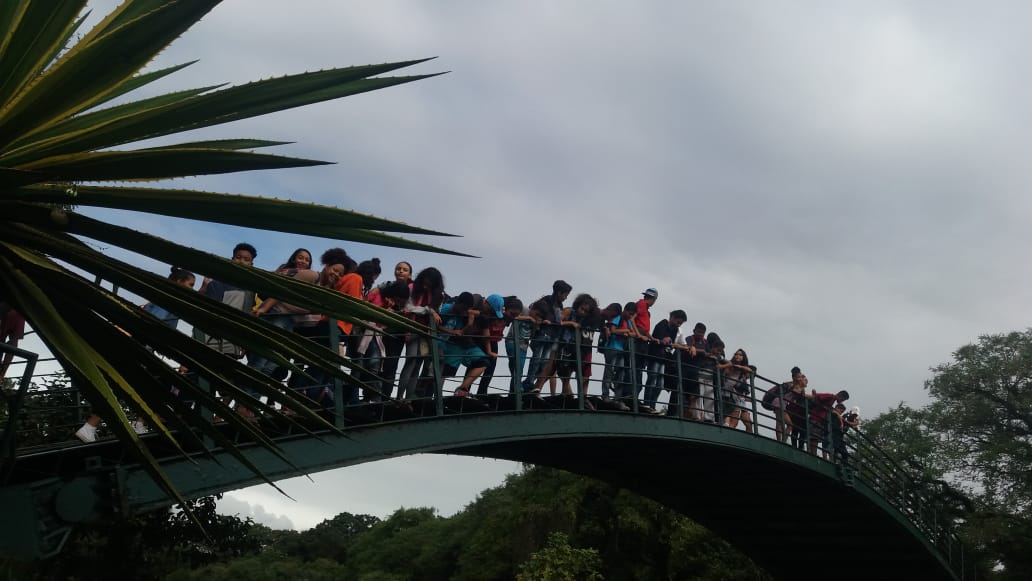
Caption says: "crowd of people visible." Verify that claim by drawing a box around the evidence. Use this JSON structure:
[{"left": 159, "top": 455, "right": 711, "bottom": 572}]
[{"left": 69, "top": 241, "right": 861, "bottom": 461}]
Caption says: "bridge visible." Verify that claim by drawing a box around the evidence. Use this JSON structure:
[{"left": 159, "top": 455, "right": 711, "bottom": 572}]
[{"left": 1, "top": 326, "right": 974, "bottom": 580}]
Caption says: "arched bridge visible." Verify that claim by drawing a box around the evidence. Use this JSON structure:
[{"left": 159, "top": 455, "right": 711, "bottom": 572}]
[{"left": 1, "top": 342, "right": 973, "bottom": 580}]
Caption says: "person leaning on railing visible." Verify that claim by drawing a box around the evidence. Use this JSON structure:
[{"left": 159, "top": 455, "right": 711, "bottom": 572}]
[
  {"left": 397, "top": 267, "right": 445, "bottom": 401},
  {"left": 806, "top": 389, "right": 850, "bottom": 458},
  {"left": 718, "top": 349, "right": 755, "bottom": 431},
  {"left": 522, "top": 280, "right": 572, "bottom": 395}
]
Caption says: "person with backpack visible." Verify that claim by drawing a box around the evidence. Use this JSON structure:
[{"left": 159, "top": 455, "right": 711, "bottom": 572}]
[{"left": 761, "top": 366, "right": 802, "bottom": 442}]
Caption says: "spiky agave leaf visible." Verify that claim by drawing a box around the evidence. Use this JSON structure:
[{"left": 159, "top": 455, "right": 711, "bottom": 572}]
[{"left": 0, "top": 0, "right": 458, "bottom": 522}]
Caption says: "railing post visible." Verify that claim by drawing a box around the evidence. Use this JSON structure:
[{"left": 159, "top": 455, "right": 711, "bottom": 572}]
[
  {"left": 512, "top": 319, "right": 522, "bottom": 412},
  {"left": 827, "top": 409, "right": 834, "bottom": 463},
  {"left": 776, "top": 386, "right": 785, "bottom": 442},
  {"left": 715, "top": 367, "right": 724, "bottom": 427},
  {"left": 429, "top": 316, "right": 444, "bottom": 417},
  {"left": 804, "top": 398, "right": 811, "bottom": 452},
  {"left": 749, "top": 375, "right": 759, "bottom": 435},
  {"left": 1, "top": 346, "right": 37, "bottom": 481},
  {"left": 196, "top": 375, "right": 215, "bottom": 449},
  {"left": 573, "top": 329, "right": 584, "bottom": 411},
  {"left": 328, "top": 320, "right": 345, "bottom": 428},
  {"left": 675, "top": 350, "right": 684, "bottom": 419},
  {"left": 627, "top": 338, "right": 639, "bottom": 413}
]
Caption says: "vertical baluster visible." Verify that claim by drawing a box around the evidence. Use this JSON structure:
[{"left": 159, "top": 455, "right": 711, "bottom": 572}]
[
  {"left": 628, "top": 338, "right": 639, "bottom": 413},
  {"left": 430, "top": 316, "right": 444, "bottom": 417}
]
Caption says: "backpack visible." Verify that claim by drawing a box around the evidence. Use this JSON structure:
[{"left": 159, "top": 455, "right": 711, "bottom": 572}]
[{"left": 761, "top": 382, "right": 788, "bottom": 411}]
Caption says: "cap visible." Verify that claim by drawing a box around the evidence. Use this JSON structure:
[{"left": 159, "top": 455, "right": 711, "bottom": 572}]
[
  {"left": 486, "top": 294, "right": 505, "bottom": 318},
  {"left": 643, "top": 288, "right": 658, "bottom": 299}
]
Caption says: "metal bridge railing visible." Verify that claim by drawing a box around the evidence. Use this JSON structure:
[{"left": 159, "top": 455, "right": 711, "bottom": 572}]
[{"left": 2, "top": 316, "right": 975, "bottom": 579}]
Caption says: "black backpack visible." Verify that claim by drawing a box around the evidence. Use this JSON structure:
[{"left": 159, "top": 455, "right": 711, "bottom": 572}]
[{"left": 761, "top": 382, "right": 788, "bottom": 411}]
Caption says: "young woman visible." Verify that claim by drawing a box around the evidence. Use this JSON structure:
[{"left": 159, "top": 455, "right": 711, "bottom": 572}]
[
  {"left": 368, "top": 261, "right": 414, "bottom": 394},
  {"left": 276, "top": 248, "right": 312, "bottom": 273},
  {"left": 554, "top": 294, "right": 600, "bottom": 399},
  {"left": 784, "top": 371, "right": 809, "bottom": 450},
  {"left": 397, "top": 267, "right": 445, "bottom": 400},
  {"left": 718, "top": 349, "right": 754, "bottom": 431},
  {"left": 353, "top": 280, "right": 409, "bottom": 402},
  {"left": 248, "top": 251, "right": 322, "bottom": 377}
]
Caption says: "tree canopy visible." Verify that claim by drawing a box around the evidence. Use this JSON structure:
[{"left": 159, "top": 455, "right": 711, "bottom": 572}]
[
  {"left": 4, "top": 467, "right": 771, "bottom": 580},
  {"left": 865, "top": 329, "right": 1032, "bottom": 579}
]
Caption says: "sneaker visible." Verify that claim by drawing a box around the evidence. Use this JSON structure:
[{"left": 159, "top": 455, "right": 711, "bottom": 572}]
[
  {"left": 455, "top": 387, "right": 470, "bottom": 397},
  {"left": 75, "top": 423, "right": 98, "bottom": 443},
  {"left": 525, "top": 387, "right": 541, "bottom": 395},
  {"left": 131, "top": 420, "right": 149, "bottom": 434}
]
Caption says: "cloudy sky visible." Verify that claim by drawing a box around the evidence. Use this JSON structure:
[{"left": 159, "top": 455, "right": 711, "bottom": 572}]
[{"left": 63, "top": 0, "right": 1032, "bottom": 529}]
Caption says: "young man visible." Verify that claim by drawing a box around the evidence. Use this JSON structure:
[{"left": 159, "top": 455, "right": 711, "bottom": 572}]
[
  {"left": 642, "top": 309, "right": 688, "bottom": 413},
  {"left": 630, "top": 288, "right": 658, "bottom": 394},
  {"left": 475, "top": 294, "right": 520, "bottom": 395},
  {"left": 522, "top": 280, "right": 572, "bottom": 394},
  {"left": 807, "top": 389, "right": 851, "bottom": 458},
  {"left": 196, "top": 243, "right": 259, "bottom": 416}
]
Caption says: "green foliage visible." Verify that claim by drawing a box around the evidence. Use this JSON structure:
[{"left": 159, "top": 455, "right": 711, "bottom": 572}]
[
  {"left": 517, "top": 532, "right": 603, "bottom": 581},
  {"left": 868, "top": 329, "right": 1032, "bottom": 579},
  {"left": 11, "top": 469, "right": 770, "bottom": 580},
  {"left": 271, "top": 512, "right": 380, "bottom": 563}
]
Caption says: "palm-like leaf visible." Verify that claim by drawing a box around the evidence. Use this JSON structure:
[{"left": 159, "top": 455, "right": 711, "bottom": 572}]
[{"left": 0, "top": 0, "right": 456, "bottom": 516}]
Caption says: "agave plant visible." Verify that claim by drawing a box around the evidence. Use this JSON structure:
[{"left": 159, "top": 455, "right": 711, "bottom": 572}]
[{"left": 0, "top": 0, "right": 456, "bottom": 508}]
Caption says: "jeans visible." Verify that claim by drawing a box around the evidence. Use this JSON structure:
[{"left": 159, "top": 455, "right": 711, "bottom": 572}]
[
  {"left": 246, "top": 314, "right": 295, "bottom": 377},
  {"left": 505, "top": 339, "right": 528, "bottom": 394},
  {"left": 522, "top": 332, "right": 557, "bottom": 392},
  {"left": 398, "top": 336, "right": 430, "bottom": 400},
  {"left": 643, "top": 358, "right": 667, "bottom": 409},
  {"left": 601, "top": 349, "right": 629, "bottom": 400},
  {"left": 353, "top": 338, "right": 383, "bottom": 401}
]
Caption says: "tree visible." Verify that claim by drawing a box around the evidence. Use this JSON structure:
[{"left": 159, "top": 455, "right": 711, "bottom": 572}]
[
  {"left": 867, "top": 329, "right": 1032, "bottom": 579},
  {"left": 0, "top": 0, "right": 457, "bottom": 506},
  {"left": 516, "top": 532, "right": 603, "bottom": 581}
]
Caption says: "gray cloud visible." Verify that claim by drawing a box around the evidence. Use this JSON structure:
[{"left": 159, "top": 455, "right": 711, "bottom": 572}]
[{"left": 217, "top": 495, "right": 296, "bottom": 530}]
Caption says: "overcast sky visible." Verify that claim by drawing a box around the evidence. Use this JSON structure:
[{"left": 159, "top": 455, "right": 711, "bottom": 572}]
[{"left": 66, "top": 0, "right": 1032, "bottom": 529}]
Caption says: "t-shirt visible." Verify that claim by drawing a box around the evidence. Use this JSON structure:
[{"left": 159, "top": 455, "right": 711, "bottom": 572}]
[
  {"left": 634, "top": 299, "right": 651, "bottom": 336},
  {"left": 604, "top": 315, "right": 633, "bottom": 351},
  {"left": 649, "top": 319, "right": 679, "bottom": 357},
  {"left": 142, "top": 302, "right": 179, "bottom": 329},
  {"left": 685, "top": 334, "right": 712, "bottom": 379},
  {"left": 203, "top": 279, "right": 255, "bottom": 312},
  {"left": 331, "top": 272, "right": 364, "bottom": 334},
  {"left": 439, "top": 302, "right": 484, "bottom": 348},
  {"left": 505, "top": 307, "right": 533, "bottom": 345},
  {"left": 809, "top": 393, "right": 838, "bottom": 427}
]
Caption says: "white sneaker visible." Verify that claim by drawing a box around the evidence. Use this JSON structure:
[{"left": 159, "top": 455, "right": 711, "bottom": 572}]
[
  {"left": 131, "top": 420, "right": 149, "bottom": 434},
  {"left": 75, "top": 423, "right": 98, "bottom": 443}
]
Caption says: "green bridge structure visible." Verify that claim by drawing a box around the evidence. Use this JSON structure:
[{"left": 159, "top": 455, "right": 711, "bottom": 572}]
[{"left": 1, "top": 330, "right": 976, "bottom": 580}]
